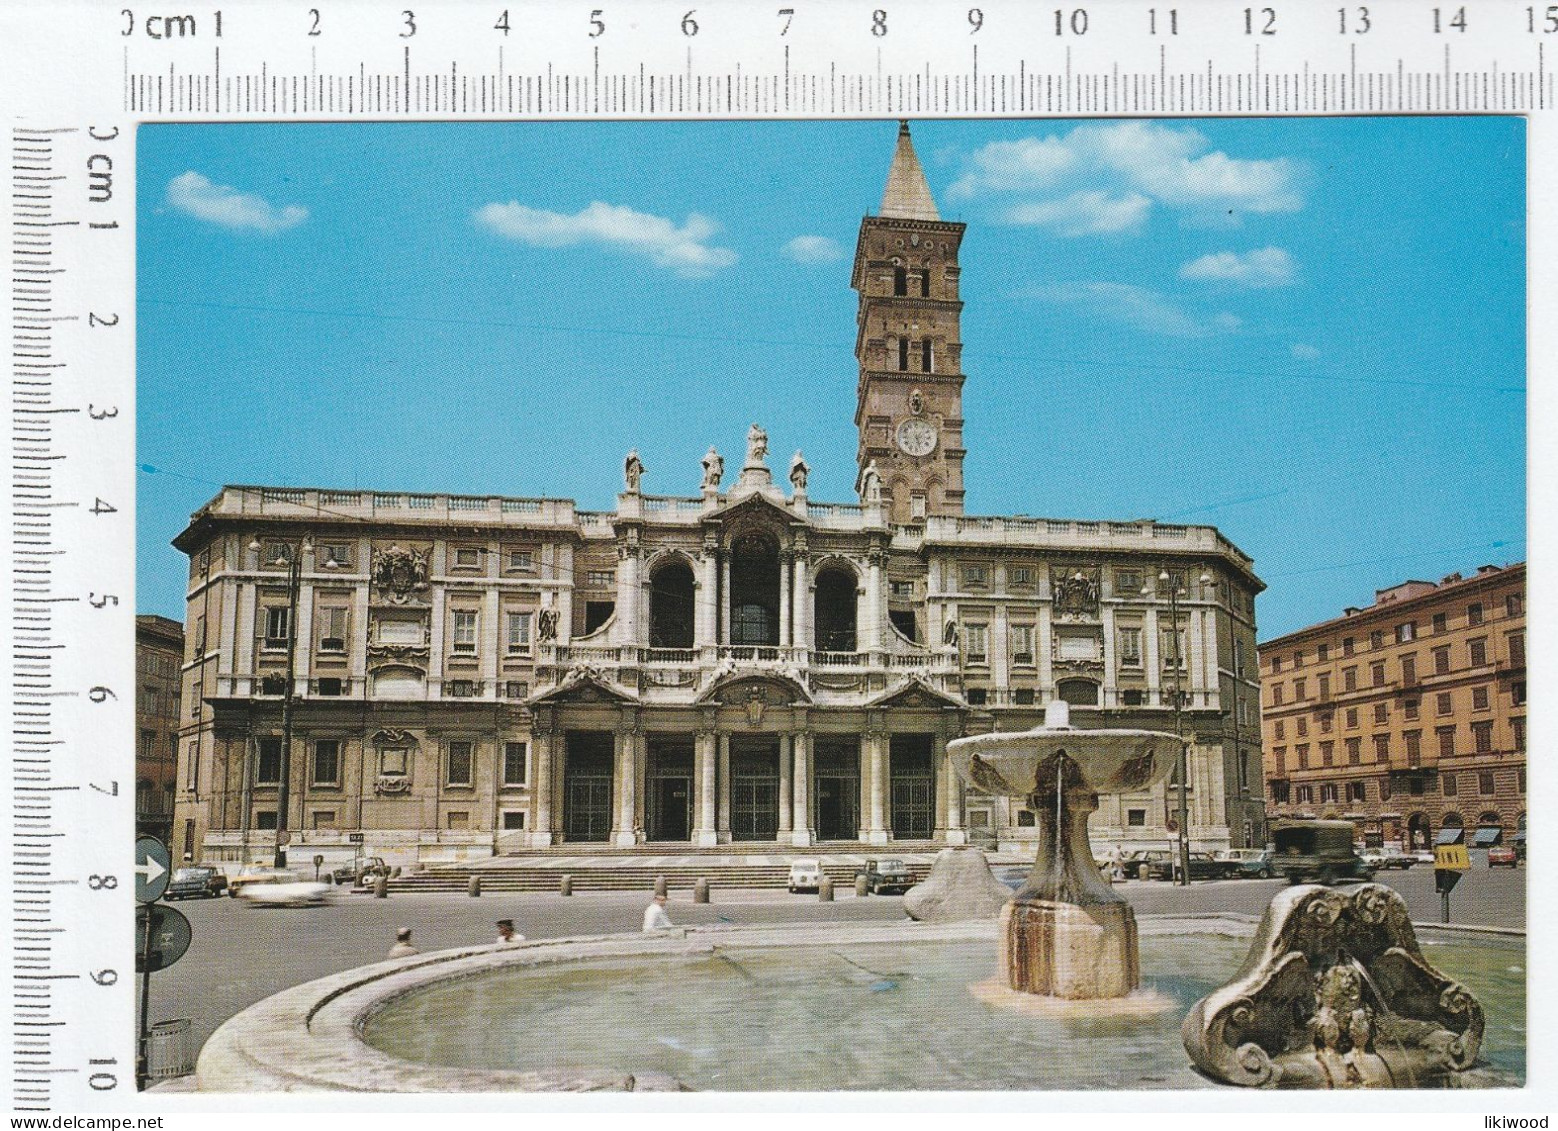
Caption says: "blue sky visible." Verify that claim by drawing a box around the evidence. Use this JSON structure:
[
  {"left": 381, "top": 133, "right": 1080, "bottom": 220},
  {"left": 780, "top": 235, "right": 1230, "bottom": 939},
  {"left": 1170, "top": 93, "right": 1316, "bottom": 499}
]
[{"left": 136, "top": 118, "right": 1525, "bottom": 639}]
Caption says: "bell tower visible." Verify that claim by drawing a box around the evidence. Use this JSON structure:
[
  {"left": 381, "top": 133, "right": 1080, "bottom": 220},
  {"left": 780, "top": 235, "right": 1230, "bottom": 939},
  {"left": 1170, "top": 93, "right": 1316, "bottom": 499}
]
[{"left": 852, "top": 121, "right": 967, "bottom": 524}]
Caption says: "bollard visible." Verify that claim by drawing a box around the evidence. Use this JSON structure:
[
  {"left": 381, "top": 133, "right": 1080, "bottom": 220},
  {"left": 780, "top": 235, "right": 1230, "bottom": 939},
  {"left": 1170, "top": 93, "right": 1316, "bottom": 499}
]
[
  {"left": 818, "top": 877, "right": 834, "bottom": 902},
  {"left": 468, "top": 875, "right": 481, "bottom": 898},
  {"left": 855, "top": 875, "right": 869, "bottom": 898},
  {"left": 694, "top": 877, "right": 710, "bottom": 904},
  {"left": 374, "top": 874, "right": 388, "bottom": 899},
  {"left": 560, "top": 874, "right": 573, "bottom": 897},
  {"left": 654, "top": 875, "right": 668, "bottom": 898}
]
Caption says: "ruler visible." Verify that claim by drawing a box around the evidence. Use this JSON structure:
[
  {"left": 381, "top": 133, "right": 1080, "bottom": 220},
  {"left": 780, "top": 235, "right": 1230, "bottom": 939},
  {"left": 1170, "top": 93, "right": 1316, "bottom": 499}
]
[{"left": 2, "top": 0, "right": 1552, "bottom": 1114}]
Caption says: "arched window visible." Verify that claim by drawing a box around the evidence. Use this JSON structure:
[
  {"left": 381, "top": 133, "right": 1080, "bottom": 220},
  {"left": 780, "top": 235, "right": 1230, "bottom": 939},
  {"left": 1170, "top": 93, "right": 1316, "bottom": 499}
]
[
  {"left": 1440, "top": 811, "right": 1464, "bottom": 830},
  {"left": 813, "top": 567, "right": 858, "bottom": 652},
  {"left": 1057, "top": 678, "right": 1099, "bottom": 707},
  {"left": 730, "top": 533, "right": 780, "bottom": 646},
  {"left": 649, "top": 559, "right": 695, "bottom": 649}
]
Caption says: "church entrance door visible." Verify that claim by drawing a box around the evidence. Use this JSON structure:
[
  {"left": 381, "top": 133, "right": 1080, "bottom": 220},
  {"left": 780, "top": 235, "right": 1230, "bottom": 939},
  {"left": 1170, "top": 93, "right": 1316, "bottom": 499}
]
[
  {"left": 889, "top": 734, "right": 935, "bottom": 840},
  {"left": 730, "top": 737, "right": 780, "bottom": 842},
  {"left": 563, "top": 732, "right": 614, "bottom": 842},
  {"left": 813, "top": 739, "right": 860, "bottom": 841},
  {"left": 647, "top": 740, "right": 694, "bottom": 842}
]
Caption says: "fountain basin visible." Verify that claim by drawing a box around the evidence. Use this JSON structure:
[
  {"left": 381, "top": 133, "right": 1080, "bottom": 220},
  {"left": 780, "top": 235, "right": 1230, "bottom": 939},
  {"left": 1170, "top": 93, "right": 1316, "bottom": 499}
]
[{"left": 195, "top": 918, "right": 1524, "bottom": 1092}]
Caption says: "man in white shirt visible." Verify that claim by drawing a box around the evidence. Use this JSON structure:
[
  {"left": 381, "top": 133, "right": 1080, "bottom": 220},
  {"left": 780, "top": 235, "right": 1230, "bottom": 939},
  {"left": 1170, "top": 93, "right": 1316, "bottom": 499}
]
[{"left": 642, "top": 893, "right": 673, "bottom": 932}]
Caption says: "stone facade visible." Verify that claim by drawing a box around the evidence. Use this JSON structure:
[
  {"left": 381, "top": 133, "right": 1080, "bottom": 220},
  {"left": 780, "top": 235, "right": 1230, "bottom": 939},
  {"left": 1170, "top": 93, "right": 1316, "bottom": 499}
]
[
  {"left": 169, "top": 125, "right": 1265, "bottom": 871},
  {"left": 136, "top": 614, "right": 183, "bottom": 844},
  {"left": 1259, "top": 562, "right": 1526, "bottom": 850}
]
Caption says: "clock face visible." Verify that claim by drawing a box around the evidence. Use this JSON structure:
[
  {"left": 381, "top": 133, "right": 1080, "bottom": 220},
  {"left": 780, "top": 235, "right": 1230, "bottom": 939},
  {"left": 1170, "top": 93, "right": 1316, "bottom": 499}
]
[{"left": 897, "top": 418, "right": 938, "bottom": 457}]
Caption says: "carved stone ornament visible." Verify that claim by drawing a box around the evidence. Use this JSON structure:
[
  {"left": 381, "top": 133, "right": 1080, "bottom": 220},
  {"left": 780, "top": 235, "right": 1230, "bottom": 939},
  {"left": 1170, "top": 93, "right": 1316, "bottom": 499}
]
[
  {"left": 1182, "top": 883, "right": 1486, "bottom": 1088},
  {"left": 371, "top": 729, "right": 417, "bottom": 795},
  {"left": 371, "top": 545, "right": 430, "bottom": 605},
  {"left": 1051, "top": 566, "right": 1102, "bottom": 619},
  {"left": 536, "top": 608, "right": 559, "bottom": 642},
  {"left": 366, "top": 643, "right": 429, "bottom": 672}
]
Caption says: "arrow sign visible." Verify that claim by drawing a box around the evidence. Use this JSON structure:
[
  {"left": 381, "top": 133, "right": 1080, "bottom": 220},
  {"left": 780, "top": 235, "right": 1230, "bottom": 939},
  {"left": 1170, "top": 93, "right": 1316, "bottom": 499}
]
[{"left": 135, "top": 835, "right": 172, "bottom": 904}]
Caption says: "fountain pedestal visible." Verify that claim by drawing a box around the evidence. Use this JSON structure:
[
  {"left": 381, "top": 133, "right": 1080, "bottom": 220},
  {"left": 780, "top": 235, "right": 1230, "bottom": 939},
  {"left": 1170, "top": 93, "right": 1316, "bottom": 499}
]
[{"left": 1000, "top": 900, "right": 1139, "bottom": 998}]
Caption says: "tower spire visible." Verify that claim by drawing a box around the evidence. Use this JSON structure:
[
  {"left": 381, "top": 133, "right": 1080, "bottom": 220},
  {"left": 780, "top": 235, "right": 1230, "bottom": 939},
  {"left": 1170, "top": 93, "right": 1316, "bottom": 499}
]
[{"left": 879, "top": 120, "right": 940, "bottom": 221}]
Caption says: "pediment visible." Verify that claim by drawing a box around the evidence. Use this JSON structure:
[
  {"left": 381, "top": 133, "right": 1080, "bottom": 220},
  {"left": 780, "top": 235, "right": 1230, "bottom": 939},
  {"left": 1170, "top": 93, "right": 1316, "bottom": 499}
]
[
  {"left": 696, "top": 669, "right": 813, "bottom": 707},
  {"left": 869, "top": 675, "right": 965, "bottom": 710},
  {"left": 529, "top": 666, "right": 638, "bottom": 705},
  {"left": 706, "top": 490, "right": 801, "bottom": 529}
]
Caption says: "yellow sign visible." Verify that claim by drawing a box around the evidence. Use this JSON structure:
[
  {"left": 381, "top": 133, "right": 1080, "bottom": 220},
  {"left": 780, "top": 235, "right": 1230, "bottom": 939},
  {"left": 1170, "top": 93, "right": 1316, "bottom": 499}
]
[{"left": 1435, "top": 844, "right": 1471, "bottom": 871}]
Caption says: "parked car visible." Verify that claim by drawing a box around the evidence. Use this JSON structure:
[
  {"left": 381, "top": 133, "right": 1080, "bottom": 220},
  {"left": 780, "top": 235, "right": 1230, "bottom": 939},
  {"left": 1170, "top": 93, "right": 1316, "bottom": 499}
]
[
  {"left": 1487, "top": 845, "right": 1519, "bottom": 868},
  {"left": 1358, "top": 849, "right": 1387, "bottom": 871},
  {"left": 1412, "top": 849, "right": 1436, "bottom": 865},
  {"left": 1121, "top": 849, "right": 1173, "bottom": 880},
  {"left": 787, "top": 859, "right": 823, "bottom": 893},
  {"left": 855, "top": 858, "right": 913, "bottom": 895},
  {"left": 329, "top": 857, "right": 389, "bottom": 886},
  {"left": 1273, "top": 820, "right": 1374, "bottom": 885},
  {"left": 1139, "top": 851, "right": 1223, "bottom": 882},
  {"left": 1376, "top": 849, "right": 1418, "bottom": 870},
  {"left": 1215, "top": 848, "right": 1275, "bottom": 879},
  {"left": 165, "top": 865, "right": 227, "bottom": 900},
  {"left": 237, "top": 877, "right": 333, "bottom": 907},
  {"left": 228, "top": 866, "right": 302, "bottom": 898}
]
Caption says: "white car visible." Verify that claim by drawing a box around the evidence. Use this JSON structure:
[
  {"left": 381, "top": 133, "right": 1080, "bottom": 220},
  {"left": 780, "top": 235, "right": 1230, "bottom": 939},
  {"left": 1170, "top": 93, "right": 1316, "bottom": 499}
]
[
  {"left": 236, "top": 873, "right": 333, "bottom": 907},
  {"left": 787, "top": 859, "right": 823, "bottom": 893}
]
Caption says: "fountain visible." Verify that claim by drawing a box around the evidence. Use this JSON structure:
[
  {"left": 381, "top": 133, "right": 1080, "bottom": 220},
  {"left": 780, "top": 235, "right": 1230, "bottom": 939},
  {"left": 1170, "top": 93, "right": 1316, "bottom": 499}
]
[{"left": 946, "top": 700, "right": 1182, "bottom": 1005}]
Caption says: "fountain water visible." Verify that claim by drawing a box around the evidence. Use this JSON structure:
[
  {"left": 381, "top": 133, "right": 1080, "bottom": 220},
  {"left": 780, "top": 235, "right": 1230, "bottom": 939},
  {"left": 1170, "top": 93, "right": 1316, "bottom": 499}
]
[{"left": 947, "top": 700, "right": 1182, "bottom": 1004}]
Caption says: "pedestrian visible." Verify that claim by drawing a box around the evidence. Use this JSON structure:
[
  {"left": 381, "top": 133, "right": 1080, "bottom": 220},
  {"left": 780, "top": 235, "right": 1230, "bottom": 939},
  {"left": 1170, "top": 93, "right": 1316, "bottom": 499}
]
[
  {"left": 495, "top": 918, "right": 524, "bottom": 944},
  {"left": 642, "top": 892, "right": 673, "bottom": 932},
  {"left": 387, "top": 927, "right": 419, "bottom": 958}
]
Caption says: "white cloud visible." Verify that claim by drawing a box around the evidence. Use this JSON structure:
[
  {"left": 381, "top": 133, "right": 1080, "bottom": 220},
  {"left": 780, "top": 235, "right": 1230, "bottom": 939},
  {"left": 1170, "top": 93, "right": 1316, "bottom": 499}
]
[
  {"left": 1291, "top": 343, "right": 1322, "bottom": 360},
  {"left": 474, "top": 200, "right": 737, "bottom": 277},
  {"left": 782, "top": 235, "right": 845, "bottom": 263},
  {"left": 1006, "top": 191, "right": 1152, "bottom": 237},
  {"left": 1031, "top": 282, "right": 1241, "bottom": 338},
  {"left": 166, "top": 171, "right": 307, "bottom": 234},
  {"left": 1179, "top": 247, "right": 1297, "bottom": 287},
  {"left": 949, "top": 122, "right": 1303, "bottom": 235}
]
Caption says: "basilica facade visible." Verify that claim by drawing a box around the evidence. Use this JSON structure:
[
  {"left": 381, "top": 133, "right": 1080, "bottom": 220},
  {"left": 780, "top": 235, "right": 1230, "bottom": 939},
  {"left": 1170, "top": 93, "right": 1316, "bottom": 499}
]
[{"left": 170, "top": 124, "right": 1266, "bottom": 870}]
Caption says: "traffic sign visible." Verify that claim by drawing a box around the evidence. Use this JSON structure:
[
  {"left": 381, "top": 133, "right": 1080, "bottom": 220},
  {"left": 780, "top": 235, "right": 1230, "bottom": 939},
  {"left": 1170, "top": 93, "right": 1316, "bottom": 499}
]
[
  {"left": 134, "top": 904, "right": 192, "bottom": 974},
  {"left": 134, "top": 836, "right": 171, "bottom": 904},
  {"left": 1435, "top": 844, "right": 1471, "bottom": 871},
  {"left": 1435, "top": 869, "right": 1464, "bottom": 897}
]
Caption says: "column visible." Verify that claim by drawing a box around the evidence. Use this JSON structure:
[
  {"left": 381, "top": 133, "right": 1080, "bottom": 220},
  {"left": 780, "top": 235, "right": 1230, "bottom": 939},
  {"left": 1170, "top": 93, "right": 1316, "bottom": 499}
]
[
  {"left": 793, "top": 554, "right": 810, "bottom": 652},
  {"left": 217, "top": 576, "right": 238, "bottom": 697},
  {"left": 720, "top": 555, "right": 732, "bottom": 645},
  {"left": 791, "top": 731, "right": 812, "bottom": 846},
  {"left": 857, "top": 735, "right": 872, "bottom": 844},
  {"left": 294, "top": 581, "right": 315, "bottom": 687},
  {"left": 481, "top": 588, "right": 500, "bottom": 694},
  {"left": 349, "top": 583, "right": 369, "bottom": 695},
  {"left": 694, "top": 729, "right": 718, "bottom": 846},
  {"left": 717, "top": 733, "right": 731, "bottom": 842},
  {"left": 529, "top": 732, "right": 554, "bottom": 847},
  {"left": 778, "top": 733, "right": 793, "bottom": 835},
  {"left": 864, "top": 551, "right": 884, "bottom": 653},
  {"left": 778, "top": 552, "right": 791, "bottom": 649},
  {"left": 867, "top": 727, "right": 889, "bottom": 845},
  {"left": 938, "top": 731, "right": 966, "bottom": 844},
  {"left": 618, "top": 547, "right": 641, "bottom": 646},
  {"left": 428, "top": 587, "right": 447, "bottom": 688},
  {"left": 615, "top": 728, "right": 638, "bottom": 846},
  {"left": 696, "top": 551, "right": 718, "bottom": 648},
  {"left": 1144, "top": 606, "right": 1162, "bottom": 704}
]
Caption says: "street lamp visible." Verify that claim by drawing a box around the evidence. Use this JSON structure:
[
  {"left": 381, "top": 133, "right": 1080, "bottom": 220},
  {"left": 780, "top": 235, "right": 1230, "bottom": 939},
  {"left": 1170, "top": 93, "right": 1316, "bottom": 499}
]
[
  {"left": 248, "top": 534, "right": 314, "bottom": 868},
  {"left": 1146, "top": 568, "right": 1214, "bottom": 887}
]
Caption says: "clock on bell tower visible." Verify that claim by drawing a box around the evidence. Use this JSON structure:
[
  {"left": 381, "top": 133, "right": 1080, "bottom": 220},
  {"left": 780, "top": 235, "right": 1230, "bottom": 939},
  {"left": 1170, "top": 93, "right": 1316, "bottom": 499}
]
[{"left": 852, "top": 121, "right": 967, "bottom": 525}]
